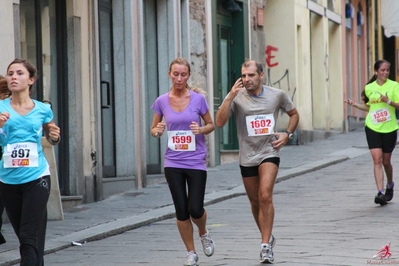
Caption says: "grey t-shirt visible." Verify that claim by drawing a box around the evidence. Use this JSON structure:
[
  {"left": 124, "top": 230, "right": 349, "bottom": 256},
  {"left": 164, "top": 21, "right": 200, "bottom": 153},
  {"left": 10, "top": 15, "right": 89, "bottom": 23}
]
[{"left": 229, "top": 85, "right": 295, "bottom": 166}]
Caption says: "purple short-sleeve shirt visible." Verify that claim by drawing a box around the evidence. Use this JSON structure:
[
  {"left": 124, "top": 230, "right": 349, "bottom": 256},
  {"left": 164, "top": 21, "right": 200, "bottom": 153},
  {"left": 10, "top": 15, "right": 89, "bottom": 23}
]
[{"left": 151, "top": 90, "right": 210, "bottom": 171}]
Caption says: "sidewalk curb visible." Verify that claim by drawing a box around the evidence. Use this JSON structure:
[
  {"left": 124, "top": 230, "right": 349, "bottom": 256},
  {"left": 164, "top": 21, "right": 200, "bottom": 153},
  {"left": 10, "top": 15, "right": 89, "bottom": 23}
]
[{"left": 276, "top": 155, "right": 349, "bottom": 183}]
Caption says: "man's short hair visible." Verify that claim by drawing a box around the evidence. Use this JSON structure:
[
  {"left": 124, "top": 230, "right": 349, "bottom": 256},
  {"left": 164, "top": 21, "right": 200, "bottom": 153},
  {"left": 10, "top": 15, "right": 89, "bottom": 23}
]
[{"left": 242, "top": 59, "right": 263, "bottom": 75}]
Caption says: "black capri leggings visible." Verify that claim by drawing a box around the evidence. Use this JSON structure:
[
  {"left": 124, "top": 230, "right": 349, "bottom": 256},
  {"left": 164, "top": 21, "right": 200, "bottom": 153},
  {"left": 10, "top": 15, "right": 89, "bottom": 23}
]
[
  {"left": 0, "top": 176, "right": 50, "bottom": 266},
  {"left": 164, "top": 167, "right": 207, "bottom": 221}
]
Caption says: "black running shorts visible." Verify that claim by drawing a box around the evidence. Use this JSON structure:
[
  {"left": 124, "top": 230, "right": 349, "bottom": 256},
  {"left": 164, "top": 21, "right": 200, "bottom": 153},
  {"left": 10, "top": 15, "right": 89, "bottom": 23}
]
[{"left": 240, "top": 157, "right": 280, "bottom": 177}]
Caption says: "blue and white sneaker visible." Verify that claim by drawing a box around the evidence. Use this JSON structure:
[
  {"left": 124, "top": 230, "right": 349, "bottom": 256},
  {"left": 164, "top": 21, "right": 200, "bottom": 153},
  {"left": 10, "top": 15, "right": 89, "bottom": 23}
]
[
  {"left": 269, "top": 234, "right": 276, "bottom": 248},
  {"left": 260, "top": 243, "right": 274, "bottom": 264}
]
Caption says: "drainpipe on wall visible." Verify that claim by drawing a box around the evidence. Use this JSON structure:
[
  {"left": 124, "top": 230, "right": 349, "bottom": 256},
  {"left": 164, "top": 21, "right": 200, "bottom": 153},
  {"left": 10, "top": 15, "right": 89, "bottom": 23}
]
[{"left": 91, "top": 150, "right": 98, "bottom": 201}]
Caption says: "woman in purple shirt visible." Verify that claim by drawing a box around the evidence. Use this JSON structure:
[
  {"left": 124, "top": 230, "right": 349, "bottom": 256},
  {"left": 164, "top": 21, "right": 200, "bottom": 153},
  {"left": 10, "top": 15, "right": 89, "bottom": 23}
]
[{"left": 151, "top": 57, "right": 215, "bottom": 266}]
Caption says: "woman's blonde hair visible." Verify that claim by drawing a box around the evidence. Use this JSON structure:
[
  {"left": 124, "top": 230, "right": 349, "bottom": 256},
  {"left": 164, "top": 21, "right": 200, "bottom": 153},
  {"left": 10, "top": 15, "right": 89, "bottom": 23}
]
[{"left": 169, "top": 57, "right": 207, "bottom": 96}]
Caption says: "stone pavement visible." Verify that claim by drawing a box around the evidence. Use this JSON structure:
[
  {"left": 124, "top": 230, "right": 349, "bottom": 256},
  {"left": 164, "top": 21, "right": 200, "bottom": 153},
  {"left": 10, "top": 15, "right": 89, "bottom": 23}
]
[
  {"left": 42, "top": 154, "right": 399, "bottom": 265},
  {"left": 0, "top": 128, "right": 389, "bottom": 265}
]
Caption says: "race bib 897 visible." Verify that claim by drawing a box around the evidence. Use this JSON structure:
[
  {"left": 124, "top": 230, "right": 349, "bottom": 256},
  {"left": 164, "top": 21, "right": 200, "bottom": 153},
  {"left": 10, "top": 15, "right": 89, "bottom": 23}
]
[{"left": 3, "top": 142, "right": 39, "bottom": 168}]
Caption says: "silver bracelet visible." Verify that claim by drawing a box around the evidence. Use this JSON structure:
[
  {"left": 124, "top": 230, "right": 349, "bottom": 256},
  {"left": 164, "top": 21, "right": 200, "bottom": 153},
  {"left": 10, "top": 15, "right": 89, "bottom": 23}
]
[{"left": 387, "top": 100, "right": 392, "bottom": 105}]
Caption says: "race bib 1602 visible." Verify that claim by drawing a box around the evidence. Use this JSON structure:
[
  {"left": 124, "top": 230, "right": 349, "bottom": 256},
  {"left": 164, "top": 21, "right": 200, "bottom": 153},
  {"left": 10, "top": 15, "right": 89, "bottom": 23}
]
[{"left": 245, "top": 114, "right": 275, "bottom": 136}]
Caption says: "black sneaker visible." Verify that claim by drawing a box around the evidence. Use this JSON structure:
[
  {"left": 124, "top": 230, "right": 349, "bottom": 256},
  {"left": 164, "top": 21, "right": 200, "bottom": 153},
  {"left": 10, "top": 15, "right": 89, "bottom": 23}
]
[
  {"left": 374, "top": 192, "right": 387, "bottom": 206},
  {"left": 385, "top": 184, "right": 394, "bottom": 202}
]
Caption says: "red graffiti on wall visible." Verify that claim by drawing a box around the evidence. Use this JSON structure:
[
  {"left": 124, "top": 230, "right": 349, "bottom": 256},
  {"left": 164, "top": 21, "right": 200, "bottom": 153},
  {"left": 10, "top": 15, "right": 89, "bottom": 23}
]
[
  {"left": 264, "top": 44, "right": 296, "bottom": 102},
  {"left": 265, "top": 45, "right": 279, "bottom": 68}
]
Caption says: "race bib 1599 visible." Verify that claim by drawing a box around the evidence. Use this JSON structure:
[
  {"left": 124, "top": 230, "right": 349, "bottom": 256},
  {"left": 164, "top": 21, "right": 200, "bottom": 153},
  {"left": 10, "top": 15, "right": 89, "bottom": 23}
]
[{"left": 167, "top": 131, "right": 196, "bottom": 151}]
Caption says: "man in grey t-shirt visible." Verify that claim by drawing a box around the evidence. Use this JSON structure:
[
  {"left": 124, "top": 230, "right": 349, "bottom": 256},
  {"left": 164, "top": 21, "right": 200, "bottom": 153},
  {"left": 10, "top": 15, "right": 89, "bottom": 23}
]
[{"left": 216, "top": 60, "right": 299, "bottom": 264}]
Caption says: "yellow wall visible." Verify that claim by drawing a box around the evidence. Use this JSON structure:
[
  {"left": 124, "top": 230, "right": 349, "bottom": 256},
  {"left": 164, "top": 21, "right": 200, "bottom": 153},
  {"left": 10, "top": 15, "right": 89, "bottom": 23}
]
[
  {"left": 294, "top": 1, "right": 314, "bottom": 131},
  {"left": 264, "top": 0, "right": 304, "bottom": 130},
  {"left": 264, "top": 0, "right": 343, "bottom": 132},
  {"left": 328, "top": 21, "right": 343, "bottom": 130},
  {"left": 310, "top": 13, "right": 328, "bottom": 129}
]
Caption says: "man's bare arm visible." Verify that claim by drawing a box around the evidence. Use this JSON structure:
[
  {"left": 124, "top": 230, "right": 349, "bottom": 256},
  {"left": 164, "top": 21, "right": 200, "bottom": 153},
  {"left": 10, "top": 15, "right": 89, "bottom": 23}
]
[{"left": 216, "top": 78, "right": 243, "bottom": 127}]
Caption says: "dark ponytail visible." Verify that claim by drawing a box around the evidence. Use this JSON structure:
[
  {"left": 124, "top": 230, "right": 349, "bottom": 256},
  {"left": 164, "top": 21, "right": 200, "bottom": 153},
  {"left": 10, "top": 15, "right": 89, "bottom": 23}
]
[
  {"left": 361, "top": 90, "right": 369, "bottom": 103},
  {"left": 366, "top": 74, "right": 377, "bottom": 85}
]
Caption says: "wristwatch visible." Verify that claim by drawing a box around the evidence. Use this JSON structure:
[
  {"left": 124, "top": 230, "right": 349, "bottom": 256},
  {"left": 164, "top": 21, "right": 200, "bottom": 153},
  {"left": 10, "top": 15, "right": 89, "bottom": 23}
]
[
  {"left": 152, "top": 132, "right": 160, "bottom": 138},
  {"left": 285, "top": 130, "right": 293, "bottom": 140}
]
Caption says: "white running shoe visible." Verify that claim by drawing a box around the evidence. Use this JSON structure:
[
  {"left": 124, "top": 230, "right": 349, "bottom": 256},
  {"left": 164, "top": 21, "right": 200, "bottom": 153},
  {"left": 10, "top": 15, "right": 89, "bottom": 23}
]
[
  {"left": 200, "top": 231, "right": 215, "bottom": 257},
  {"left": 184, "top": 251, "right": 199, "bottom": 266},
  {"left": 269, "top": 234, "right": 276, "bottom": 248},
  {"left": 260, "top": 243, "right": 274, "bottom": 264}
]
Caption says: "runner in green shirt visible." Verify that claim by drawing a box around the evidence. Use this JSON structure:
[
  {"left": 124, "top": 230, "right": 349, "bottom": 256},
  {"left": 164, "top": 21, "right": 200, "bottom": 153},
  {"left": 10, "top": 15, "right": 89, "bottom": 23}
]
[{"left": 345, "top": 59, "right": 399, "bottom": 205}]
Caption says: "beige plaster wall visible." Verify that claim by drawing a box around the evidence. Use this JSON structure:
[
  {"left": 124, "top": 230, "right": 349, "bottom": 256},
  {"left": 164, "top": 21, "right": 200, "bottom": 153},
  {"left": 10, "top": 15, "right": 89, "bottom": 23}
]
[
  {"left": 250, "top": 0, "right": 267, "bottom": 61},
  {"left": 310, "top": 12, "right": 329, "bottom": 129},
  {"left": 327, "top": 20, "right": 343, "bottom": 130},
  {"left": 0, "top": 0, "right": 18, "bottom": 74},
  {"left": 67, "top": 0, "right": 93, "bottom": 178},
  {"left": 189, "top": 0, "right": 208, "bottom": 92}
]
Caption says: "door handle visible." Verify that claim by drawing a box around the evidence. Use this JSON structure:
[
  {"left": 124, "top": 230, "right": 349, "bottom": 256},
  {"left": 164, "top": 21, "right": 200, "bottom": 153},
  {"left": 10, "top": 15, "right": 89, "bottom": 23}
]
[{"left": 101, "top": 81, "right": 110, "bottom": 109}]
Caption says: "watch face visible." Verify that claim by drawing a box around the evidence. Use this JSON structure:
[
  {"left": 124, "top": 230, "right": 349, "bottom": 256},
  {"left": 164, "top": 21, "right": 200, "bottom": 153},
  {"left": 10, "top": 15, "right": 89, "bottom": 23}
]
[{"left": 286, "top": 131, "right": 293, "bottom": 140}]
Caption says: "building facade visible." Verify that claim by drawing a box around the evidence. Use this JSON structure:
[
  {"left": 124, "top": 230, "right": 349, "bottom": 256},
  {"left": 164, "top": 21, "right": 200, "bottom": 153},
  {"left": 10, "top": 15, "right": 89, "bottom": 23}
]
[{"left": 0, "top": 0, "right": 391, "bottom": 205}]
